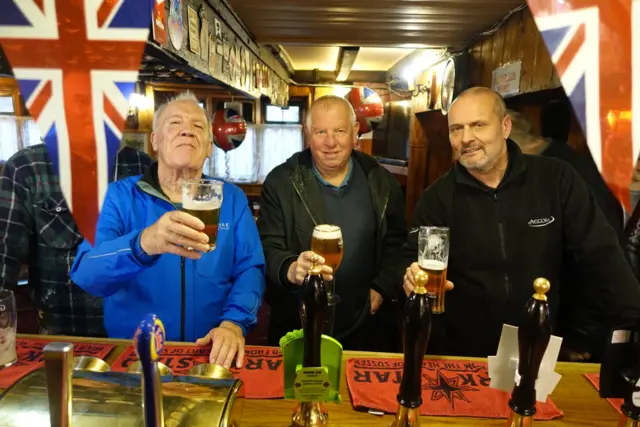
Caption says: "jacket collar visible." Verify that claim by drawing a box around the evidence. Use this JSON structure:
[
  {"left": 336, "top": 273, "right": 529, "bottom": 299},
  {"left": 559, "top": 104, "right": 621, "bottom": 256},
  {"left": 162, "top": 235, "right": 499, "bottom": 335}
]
[
  {"left": 454, "top": 138, "right": 526, "bottom": 191},
  {"left": 136, "top": 162, "right": 169, "bottom": 201},
  {"left": 289, "top": 148, "right": 390, "bottom": 226}
]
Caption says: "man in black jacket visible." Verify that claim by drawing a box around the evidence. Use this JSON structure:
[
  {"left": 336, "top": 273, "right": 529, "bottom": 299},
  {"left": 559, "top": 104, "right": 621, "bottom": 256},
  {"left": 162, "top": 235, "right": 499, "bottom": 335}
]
[
  {"left": 258, "top": 95, "right": 407, "bottom": 351},
  {"left": 402, "top": 87, "right": 640, "bottom": 358}
]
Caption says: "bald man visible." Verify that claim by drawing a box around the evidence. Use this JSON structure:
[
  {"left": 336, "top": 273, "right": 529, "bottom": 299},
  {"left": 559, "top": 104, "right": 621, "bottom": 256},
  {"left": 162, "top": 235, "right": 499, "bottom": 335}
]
[{"left": 402, "top": 87, "right": 640, "bottom": 359}]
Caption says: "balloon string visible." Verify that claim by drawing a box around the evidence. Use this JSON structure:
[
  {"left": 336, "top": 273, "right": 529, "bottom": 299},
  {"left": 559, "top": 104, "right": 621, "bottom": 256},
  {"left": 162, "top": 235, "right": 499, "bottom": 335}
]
[{"left": 225, "top": 152, "right": 231, "bottom": 179}]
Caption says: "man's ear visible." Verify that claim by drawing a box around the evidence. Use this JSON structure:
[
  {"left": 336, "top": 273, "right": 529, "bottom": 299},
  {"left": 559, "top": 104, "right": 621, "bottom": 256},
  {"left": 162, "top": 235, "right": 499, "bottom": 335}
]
[
  {"left": 150, "top": 132, "right": 159, "bottom": 152},
  {"left": 502, "top": 114, "right": 512, "bottom": 139}
]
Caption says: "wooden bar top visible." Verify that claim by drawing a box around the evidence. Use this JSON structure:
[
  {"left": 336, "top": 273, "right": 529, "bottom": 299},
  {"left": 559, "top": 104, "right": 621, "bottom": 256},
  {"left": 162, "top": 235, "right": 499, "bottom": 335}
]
[{"left": 9, "top": 334, "right": 620, "bottom": 426}]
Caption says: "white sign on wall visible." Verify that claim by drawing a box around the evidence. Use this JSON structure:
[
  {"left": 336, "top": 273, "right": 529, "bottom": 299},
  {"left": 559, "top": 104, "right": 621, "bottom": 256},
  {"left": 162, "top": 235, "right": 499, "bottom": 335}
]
[{"left": 492, "top": 61, "right": 522, "bottom": 97}]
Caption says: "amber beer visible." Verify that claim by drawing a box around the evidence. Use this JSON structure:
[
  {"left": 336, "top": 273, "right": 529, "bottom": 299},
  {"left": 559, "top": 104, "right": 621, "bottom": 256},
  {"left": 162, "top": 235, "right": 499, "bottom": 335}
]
[
  {"left": 182, "top": 179, "right": 223, "bottom": 252},
  {"left": 311, "top": 224, "right": 343, "bottom": 302},
  {"left": 183, "top": 200, "right": 221, "bottom": 251},
  {"left": 418, "top": 260, "right": 447, "bottom": 314},
  {"left": 311, "top": 225, "right": 343, "bottom": 272},
  {"left": 418, "top": 226, "right": 450, "bottom": 314}
]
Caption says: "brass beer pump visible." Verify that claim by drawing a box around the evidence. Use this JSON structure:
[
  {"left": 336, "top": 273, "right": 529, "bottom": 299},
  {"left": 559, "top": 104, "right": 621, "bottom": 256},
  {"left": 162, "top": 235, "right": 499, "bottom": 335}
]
[
  {"left": 506, "top": 278, "right": 552, "bottom": 427},
  {"left": 292, "top": 254, "right": 330, "bottom": 427},
  {"left": 391, "top": 270, "right": 432, "bottom": 427}
]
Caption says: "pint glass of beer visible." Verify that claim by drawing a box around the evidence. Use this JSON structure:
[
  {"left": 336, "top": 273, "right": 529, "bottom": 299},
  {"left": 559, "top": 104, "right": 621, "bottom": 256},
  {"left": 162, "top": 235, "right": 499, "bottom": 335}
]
[
  {"left": 418, "top": 226, "right": 449, "bottom": 314},
  {"left": 311, "top": 224, "right": 343, "bottom": 305},
  {"left": 182, "top": 179, "right": 223, "bottom": 252},
  {"left": 0, "top": 289, "right": 17, "bottom": 368}
]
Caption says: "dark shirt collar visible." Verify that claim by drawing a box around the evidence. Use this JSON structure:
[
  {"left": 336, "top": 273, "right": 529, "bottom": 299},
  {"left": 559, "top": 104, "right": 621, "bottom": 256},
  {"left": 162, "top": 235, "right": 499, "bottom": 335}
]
[{"left": 312, "top": 157, "right": 353, "bottom": 189}]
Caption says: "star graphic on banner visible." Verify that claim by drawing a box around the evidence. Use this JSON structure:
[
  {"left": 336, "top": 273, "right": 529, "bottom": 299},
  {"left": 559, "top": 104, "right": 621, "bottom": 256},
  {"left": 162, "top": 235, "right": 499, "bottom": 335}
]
[{"left": 423, "top": 369, "right": 478, "bottom": 408}]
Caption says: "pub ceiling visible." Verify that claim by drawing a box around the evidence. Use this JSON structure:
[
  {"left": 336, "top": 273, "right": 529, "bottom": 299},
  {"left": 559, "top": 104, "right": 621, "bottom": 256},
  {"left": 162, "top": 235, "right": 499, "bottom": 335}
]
[{"left": 227, "top": 0, "right": 527, "bottom": 82}]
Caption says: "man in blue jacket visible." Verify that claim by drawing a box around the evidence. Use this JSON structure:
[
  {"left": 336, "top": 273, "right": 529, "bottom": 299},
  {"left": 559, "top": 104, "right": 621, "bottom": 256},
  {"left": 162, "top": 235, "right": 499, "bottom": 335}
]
[{"left": 71, "top": 92, "right": 265, "bottom": 369}]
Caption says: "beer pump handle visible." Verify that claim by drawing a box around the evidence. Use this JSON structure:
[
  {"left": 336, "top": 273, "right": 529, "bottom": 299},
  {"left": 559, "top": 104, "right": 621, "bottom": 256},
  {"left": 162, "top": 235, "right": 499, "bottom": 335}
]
[
  {"left": 508, "top": 278, "right": 551, "bottom": 421},
  {"left": 391, "top": 269, "right": 432, "bottom": 427},
  {"left": 299, "top": 254, "right": 328, "bottom": 368},
  {"left": 44, "top": 342, "right": 74, "bottom": 427},
  {"left": 134, "top": 314, "right": 166, "bottom": 427}
]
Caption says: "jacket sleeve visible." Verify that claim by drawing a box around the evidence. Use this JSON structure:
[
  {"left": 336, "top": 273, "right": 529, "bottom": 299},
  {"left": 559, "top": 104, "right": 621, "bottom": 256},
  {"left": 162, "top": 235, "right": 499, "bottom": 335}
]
[
  {"left": 0, "top": 156, "right": 34, "bottom": 289},
  {"left": 70, "top": 184, "right": 159, "bottom": 297},
  {"left": 221, "top": 193, "right": 266, "bottom": 335},
  {"left": 560, "top": 164, "right": 640, "bottom": 326},
  {"left": 371, "top": 174, "right": 408, "bottom": 299},
  {"left": 257, "top": 173, "right": 298, "bottom": 293}
]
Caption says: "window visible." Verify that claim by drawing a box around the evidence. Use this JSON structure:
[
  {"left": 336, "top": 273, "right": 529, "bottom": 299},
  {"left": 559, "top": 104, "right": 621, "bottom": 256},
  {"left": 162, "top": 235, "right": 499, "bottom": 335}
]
[
  {"left": 265, "top": 105, "right": 300, "bottom": 124},
  {"left": 0, "top": 96, "right": 15, "bottom": 114}
]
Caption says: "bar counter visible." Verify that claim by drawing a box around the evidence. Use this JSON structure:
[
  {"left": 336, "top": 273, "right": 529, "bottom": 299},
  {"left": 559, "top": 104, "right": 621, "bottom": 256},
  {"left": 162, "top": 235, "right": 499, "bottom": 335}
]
[{"left": 4, "top": 334, "right": 619, "bottom": 426}]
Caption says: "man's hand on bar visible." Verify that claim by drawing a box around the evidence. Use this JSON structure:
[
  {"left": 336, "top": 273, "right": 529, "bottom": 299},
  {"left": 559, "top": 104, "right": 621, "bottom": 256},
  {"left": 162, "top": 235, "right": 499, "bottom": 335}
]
[
  {"left": 196, "top": 321, "right": 245, "bottom": 369},
  {"left": 403, "top": 262, "right": 454, "bottom": 297}
]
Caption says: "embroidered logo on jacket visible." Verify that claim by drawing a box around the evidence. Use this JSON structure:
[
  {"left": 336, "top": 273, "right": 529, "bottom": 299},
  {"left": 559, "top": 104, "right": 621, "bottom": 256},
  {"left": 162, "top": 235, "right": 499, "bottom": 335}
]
[{"left": 528, "top": 217, "right": 555, "bottom": 227}]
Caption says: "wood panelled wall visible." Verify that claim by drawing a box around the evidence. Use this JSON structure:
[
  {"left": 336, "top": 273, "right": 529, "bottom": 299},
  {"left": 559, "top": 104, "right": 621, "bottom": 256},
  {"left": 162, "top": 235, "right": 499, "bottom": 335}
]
[{"left": 467, "top": 8, "right": 560, "bottom": 94}]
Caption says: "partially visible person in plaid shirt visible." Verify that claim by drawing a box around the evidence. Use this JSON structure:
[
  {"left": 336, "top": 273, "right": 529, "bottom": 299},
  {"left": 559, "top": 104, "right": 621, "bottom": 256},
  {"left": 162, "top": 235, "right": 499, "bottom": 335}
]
[{"left": 0, "top": 143, "right": 152, "bottom": 336}]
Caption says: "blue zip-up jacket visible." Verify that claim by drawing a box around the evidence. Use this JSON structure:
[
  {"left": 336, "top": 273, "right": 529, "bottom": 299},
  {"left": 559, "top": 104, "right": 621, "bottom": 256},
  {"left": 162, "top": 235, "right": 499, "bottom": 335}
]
[{"left": 70, "top": 166, "right": 265, "bottom": 342}]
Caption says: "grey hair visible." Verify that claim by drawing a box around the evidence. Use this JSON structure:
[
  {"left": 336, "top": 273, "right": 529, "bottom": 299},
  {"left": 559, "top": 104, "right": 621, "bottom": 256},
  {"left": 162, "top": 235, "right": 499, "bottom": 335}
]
[
  {"left": 306, "top": 94, "right": 357, "bottom": 130},
  {"left": 507, "top": 109, "right": 539, "bottom": 146},
  {"left": 153, "top": 91, "right": 212, "bottom": 140}
]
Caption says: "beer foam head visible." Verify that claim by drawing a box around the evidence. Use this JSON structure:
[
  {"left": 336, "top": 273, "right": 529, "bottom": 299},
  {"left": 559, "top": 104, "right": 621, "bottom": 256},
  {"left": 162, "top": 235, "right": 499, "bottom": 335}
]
[
  {"left": 418, "top": 259, "right": 446, "bottom": 271},
  {"left": 182, "top": 198, "right": 220, "bottom": 210},
  {"left": 313, "top": 224, "right": 342, "bottom": 239}
]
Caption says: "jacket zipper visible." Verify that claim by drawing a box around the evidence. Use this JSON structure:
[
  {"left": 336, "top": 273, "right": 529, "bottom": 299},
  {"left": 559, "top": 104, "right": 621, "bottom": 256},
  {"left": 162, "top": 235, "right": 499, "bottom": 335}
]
[
  {"left": 493, "top": 193, "right": 510, "bottom": 300},
  {"left": 180, "top": 257, "right": 185, "bottom": 342},
  {"left": 292, "top": 181, "right": 318, "bottom": 226}
]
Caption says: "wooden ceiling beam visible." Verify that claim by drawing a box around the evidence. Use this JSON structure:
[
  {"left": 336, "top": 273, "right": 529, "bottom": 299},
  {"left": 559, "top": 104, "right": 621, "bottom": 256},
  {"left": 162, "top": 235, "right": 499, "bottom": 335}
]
[
  {"left": 238, "top": 14, "right": 494, "bottom": 25},
  {"left": 294, "top": 70, "right": 388, "bottom": 84},
  {"left": 335, "top": 47, "right": 359, "bottom": 82},
  {"left": 229, "top": 4, "right": 514, "bottom": 16}
]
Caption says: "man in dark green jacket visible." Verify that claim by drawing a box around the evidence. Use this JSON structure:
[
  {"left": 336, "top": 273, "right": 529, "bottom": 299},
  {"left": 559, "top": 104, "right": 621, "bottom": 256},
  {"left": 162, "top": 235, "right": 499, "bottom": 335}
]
[{"left": 258, "top": 95, "right": 407, "bottom": 351}]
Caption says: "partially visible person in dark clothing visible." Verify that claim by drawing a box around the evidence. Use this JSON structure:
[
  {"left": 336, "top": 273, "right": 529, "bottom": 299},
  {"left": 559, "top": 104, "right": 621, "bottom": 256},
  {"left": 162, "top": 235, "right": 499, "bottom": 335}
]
[
  {"left": 0, "top": 144, "right": 152, "bottom": 337},
  {"left": 508, "top": 109, "right": 627, "bottom": 362},
  {"left": 540, "top": 100, "right": 572, "bottom": 144}
]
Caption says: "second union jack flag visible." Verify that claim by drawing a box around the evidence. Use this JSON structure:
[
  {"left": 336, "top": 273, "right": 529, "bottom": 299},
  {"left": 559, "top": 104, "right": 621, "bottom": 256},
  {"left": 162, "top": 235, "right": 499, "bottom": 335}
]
[
  {"left": 0, "top": 0, "right": 152, "bottom": 243},
  {"left": 528, "top": 0, "right": 639, "bottom": 212}
]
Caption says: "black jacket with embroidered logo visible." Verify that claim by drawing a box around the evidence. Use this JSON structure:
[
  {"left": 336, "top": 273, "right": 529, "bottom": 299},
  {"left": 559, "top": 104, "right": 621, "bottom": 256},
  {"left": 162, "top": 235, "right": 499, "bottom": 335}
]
[{"left": 404, "top": 139, "right": 640, "bottom": 357}]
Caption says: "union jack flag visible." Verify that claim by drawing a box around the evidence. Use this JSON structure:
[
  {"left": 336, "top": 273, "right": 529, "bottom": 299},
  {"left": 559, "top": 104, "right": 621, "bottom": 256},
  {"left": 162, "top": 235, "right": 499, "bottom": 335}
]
[
  {"left": 0, "top": 0, "right": 152, "bottom": 243},
  {"left": 528, "top": 0, "right": 640, "bottom": 212}
]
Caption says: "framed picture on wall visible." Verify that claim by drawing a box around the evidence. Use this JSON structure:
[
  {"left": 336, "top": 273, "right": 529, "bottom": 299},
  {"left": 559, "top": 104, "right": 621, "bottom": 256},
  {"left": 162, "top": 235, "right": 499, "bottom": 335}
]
[{"left": 121, "top": 131, "right": 149, "bottom": 154}]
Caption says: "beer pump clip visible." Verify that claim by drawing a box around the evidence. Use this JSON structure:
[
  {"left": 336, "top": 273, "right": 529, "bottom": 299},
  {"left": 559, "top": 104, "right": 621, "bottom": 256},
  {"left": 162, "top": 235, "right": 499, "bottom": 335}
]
[
  {"left": 599, "top": 320, "right": 640, "bottom": 425},
  {"left": 280, "top": 255, "right": 343, "bottom": 427},
  {"left": 134, "top": 313, "right": 167, "bottom": 427},
  {"left": 487, "top": 279, "right": 562, "bottom": 424}
]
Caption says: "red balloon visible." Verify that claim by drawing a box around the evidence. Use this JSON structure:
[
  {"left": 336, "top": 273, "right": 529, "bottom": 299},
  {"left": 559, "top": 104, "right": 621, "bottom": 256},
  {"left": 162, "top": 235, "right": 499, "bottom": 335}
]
[
  {"left": 212, "top": 108, "right": 247, "bottom": 152},
  {"left": 345, "top": 87, "right": 385, "bottom": 135}
]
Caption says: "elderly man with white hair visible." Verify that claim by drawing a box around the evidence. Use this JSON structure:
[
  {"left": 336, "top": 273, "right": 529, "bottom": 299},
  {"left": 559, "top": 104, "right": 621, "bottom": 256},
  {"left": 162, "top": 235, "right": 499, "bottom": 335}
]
[
  {"left": 71, "top": 92, "right": 265, "bottom": 369},
  {"left": 258, "top": 94, "right": 407, "bottom": 352}
]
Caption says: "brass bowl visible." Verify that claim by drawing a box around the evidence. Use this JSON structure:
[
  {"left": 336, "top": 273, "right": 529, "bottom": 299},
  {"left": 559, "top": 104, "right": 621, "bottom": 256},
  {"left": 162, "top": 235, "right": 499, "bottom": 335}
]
[
  {"left": 127, "top": 360, "right": 173, "bottom": 376},
  {"left": 187, "top": 363, "right": 233, "bottom": 379},
  {"left": 73, "top": 356, "right": 110, "bottom": 372}
]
